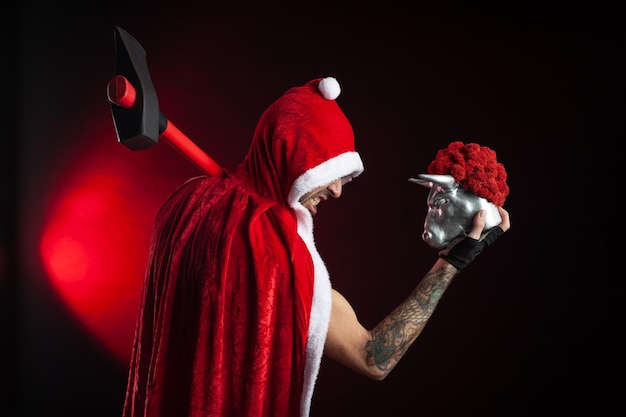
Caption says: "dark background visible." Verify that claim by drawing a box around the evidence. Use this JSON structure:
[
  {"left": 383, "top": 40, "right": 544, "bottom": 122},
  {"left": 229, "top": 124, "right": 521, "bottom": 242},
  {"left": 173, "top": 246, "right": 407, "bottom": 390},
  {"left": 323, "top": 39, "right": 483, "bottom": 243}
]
[{"left": 3, "top": 4, "right": 624, "bottom": 417}]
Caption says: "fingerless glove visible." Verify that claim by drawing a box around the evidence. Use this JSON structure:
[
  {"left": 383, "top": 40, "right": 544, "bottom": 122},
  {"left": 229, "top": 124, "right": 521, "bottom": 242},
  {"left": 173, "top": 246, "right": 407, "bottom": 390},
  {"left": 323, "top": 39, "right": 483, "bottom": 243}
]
[{"left": 440, "top": 227, "right": 504, "bottom": 271}]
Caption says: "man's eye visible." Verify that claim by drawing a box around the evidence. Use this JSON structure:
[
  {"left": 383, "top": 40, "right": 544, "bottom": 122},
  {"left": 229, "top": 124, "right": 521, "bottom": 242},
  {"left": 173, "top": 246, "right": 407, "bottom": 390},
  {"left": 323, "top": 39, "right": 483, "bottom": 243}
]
[{"left": 434, "top": 198, "right": 447, "bottom": 208}]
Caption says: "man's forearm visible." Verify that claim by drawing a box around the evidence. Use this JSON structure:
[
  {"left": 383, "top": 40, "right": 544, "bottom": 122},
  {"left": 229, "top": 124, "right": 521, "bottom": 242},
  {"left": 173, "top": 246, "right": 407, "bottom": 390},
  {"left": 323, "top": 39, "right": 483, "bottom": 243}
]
[{"left": 364, "top": 261, "right": 457, "bottom": 374}]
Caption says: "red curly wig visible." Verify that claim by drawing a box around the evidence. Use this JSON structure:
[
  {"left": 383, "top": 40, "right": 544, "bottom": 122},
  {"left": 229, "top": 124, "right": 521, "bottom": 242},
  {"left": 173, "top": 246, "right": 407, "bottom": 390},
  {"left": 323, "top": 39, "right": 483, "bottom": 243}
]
[{"left": 427, "top": 141, "right": 509, "bottom": 206}]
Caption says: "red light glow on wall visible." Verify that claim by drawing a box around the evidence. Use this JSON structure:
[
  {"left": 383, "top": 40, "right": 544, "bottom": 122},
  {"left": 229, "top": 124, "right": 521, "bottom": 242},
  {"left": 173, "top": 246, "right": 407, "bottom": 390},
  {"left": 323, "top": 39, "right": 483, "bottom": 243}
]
[{"left": 38, "top": 129, "right": 190, "bottom": 363}]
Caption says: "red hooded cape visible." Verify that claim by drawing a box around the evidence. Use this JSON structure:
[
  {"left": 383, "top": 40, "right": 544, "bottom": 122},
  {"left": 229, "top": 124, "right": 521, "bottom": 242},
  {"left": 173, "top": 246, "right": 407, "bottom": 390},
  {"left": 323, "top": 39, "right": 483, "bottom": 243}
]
[{"left": 122, "top": 78, "right": 364, "bottom": 417}]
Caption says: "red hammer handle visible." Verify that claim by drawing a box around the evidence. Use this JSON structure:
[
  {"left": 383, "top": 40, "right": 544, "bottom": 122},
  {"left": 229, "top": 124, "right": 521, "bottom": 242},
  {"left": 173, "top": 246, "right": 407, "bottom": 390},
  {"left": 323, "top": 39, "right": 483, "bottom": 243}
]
[
  {"left": 160, "top": 120, "right": 223, "bottom": 177},
  {"left": 107, "top": 75, "right": 223, "bottom": 177}
]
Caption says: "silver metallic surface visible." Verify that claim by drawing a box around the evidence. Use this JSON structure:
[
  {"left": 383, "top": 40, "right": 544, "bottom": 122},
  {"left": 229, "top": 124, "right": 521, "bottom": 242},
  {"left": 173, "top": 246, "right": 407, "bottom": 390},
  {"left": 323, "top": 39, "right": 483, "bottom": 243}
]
[{"left": 409, "top": 174, "right": 502, "bottom": 249}]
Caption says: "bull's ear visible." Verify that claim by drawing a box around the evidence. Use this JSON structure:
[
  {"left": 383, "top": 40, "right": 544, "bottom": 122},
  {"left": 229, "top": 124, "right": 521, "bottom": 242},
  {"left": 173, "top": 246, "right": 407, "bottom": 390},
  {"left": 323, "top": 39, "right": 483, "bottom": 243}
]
[{"left": 409, "top": 174, "right": 457, "bottom": 190}]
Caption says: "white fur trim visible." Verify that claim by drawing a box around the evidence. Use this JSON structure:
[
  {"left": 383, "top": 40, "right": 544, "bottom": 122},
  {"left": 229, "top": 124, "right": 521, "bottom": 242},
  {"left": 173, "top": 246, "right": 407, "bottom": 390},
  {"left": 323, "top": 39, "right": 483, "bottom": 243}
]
[
  {"left": 288, "top": 152, "right": 364, "bottom": 207},
  {"left": 290, "top": 151, "right": 363, "bottom": 417},
  {"left": 294, "top": 202, "right": 331, "bottom": 417}
]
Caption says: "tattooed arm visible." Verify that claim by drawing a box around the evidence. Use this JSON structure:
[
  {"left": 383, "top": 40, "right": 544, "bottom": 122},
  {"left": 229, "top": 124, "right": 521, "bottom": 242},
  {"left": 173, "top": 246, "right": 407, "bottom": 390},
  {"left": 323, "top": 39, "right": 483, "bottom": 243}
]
[
  {"left": 323, "top": 207, "right": 510, "bottom": 380},
  {"left": 324, "top": 259, "right": 456, "bottom": 380}
]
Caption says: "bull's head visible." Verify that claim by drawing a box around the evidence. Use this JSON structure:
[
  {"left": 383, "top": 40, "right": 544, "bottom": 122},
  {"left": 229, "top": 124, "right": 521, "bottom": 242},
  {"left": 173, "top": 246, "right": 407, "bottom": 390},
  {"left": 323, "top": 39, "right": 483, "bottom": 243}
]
[{"left": 409, "top": 174, "right": 502, "bottom": 249}]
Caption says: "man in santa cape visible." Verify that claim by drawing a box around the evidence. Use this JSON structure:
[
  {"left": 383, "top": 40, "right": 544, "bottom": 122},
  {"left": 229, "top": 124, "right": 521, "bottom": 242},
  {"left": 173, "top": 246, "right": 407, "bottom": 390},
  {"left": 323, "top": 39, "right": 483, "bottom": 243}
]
[{"left": 121, "top": 77, "right": 511, "bottom": 417}]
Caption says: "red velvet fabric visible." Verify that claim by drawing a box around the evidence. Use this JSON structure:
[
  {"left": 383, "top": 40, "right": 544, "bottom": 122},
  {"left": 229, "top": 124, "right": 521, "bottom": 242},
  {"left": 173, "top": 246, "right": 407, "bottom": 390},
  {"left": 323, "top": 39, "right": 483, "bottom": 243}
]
[{"left": 122, "top": 173, "right": 314, "bottom": 417}]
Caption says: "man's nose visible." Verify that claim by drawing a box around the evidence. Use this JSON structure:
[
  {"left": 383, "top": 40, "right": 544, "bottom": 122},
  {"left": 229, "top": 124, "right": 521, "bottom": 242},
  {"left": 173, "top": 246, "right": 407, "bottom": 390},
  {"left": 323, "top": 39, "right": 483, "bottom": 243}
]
[{"left": 327, "top": 180, "right": 343, "bottom": 198}]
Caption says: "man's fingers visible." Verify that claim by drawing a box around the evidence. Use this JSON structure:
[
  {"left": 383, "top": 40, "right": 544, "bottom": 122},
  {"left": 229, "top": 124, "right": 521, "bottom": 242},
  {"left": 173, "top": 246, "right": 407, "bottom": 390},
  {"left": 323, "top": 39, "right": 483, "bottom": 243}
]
[
  {"left": 497, "top": 206, "right": 511, "bottom": 232},
  {"left": 466, "top": 210, "right": 486, "bottom": 240}
]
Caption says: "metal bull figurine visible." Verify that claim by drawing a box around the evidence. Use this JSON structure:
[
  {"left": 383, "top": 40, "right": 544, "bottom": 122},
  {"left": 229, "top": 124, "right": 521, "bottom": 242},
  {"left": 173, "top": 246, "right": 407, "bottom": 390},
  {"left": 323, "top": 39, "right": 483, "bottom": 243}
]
[{"left": 409, "top": 174, "right": 502, "bottom": 250}]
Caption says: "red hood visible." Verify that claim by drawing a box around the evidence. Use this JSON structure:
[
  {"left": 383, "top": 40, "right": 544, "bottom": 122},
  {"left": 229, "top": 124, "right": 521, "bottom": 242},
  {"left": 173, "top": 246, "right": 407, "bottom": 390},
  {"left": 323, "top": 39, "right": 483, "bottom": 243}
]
[{"left": 235, "top": 78, "right": 364, "bottom": 208}]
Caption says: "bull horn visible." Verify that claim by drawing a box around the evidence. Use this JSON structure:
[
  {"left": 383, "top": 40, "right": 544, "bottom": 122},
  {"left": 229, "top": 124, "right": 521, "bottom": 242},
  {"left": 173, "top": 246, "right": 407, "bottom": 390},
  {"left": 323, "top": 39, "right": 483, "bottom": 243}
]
[{"left": 408, "top": 174, "right": 457, "bottom": 190}]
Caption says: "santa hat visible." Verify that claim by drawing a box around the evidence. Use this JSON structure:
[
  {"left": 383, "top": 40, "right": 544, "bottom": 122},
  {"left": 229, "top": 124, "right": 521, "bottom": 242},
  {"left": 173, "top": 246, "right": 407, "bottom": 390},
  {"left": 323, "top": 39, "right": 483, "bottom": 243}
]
[
  {"left": 283, "top": 77, "right": 364, "bottom": 206},
  {"left": 237, "top": 77, "right": 364, "bottom": 208}
]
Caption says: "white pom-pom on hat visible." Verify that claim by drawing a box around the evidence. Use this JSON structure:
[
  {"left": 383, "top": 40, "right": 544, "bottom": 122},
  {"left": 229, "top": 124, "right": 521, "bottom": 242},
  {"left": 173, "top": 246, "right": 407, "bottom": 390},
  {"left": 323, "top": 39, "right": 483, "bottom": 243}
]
[{"left": 318, "top": 77, "right": 341, "bottom": 100}]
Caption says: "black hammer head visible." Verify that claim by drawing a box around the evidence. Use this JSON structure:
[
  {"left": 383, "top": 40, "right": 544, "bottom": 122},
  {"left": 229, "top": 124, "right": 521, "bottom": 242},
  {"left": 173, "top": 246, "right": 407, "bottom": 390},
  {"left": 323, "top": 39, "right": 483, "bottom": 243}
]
[{"left": 110, "top": 26, "right": 161, "bottom": 150}]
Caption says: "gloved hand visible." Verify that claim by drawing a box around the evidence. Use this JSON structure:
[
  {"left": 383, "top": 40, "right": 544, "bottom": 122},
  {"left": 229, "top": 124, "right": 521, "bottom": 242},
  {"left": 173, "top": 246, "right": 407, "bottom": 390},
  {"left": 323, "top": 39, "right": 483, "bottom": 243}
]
[{"left": 439, "top": 226, "right": 504, "bottom": 271}]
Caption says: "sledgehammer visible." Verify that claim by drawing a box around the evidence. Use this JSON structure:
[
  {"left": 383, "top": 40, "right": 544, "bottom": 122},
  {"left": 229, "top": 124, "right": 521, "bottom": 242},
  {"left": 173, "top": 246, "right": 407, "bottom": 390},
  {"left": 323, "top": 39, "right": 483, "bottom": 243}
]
[{"left": 107, "top": 25, "right": 223, "bottom": 177}]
